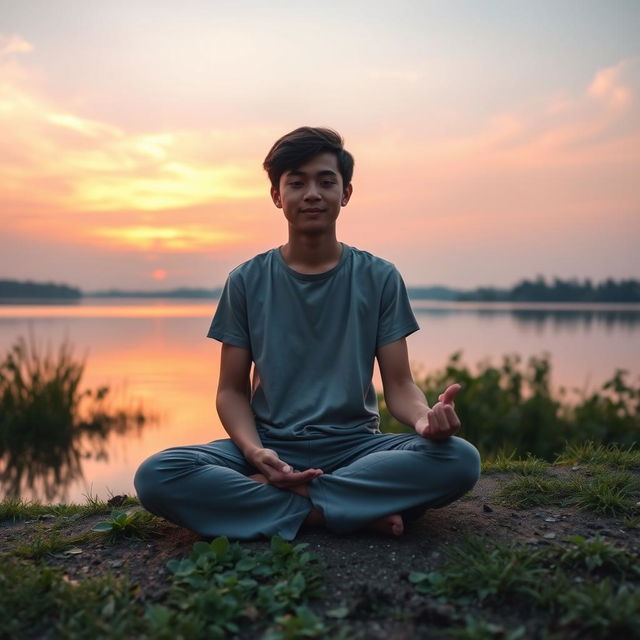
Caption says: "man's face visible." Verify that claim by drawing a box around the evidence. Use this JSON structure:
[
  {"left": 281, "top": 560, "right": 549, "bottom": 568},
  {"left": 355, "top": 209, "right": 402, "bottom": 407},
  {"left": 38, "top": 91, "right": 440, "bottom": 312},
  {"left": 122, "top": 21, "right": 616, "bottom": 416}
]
[{"left": 271, "top": 152, "right": 352, "bottom": 234}]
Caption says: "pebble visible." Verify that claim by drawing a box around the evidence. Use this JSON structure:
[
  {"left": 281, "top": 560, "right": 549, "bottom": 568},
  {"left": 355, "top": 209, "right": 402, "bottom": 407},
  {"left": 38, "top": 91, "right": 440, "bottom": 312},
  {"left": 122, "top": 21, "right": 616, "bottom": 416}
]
[
  {"left": 544, "top": 517, "right": 557, "bottom": 523},
  {"left": 543, "top": 533, "right": 556, "bottom": 540}
]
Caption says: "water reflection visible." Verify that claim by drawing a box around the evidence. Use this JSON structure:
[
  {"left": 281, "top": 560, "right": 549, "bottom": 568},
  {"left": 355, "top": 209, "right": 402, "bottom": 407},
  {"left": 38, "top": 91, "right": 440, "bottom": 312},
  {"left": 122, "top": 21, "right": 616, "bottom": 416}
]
[
  {"left": 0, "top": 337, "right": 151, "bottom": 502},
  {"left": 411, "top": 302, "right": 640, "bottom": 331},
  {"left": 0, "top": 300, "right": 638, "bottom": 503}
]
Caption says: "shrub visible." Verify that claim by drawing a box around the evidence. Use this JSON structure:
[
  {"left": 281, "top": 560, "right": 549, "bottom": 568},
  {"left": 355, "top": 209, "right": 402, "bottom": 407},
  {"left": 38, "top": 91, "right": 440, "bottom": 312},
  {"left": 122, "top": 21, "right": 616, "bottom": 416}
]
[{"left": 379, "top": 352, "right": 639, "bottom": 460}]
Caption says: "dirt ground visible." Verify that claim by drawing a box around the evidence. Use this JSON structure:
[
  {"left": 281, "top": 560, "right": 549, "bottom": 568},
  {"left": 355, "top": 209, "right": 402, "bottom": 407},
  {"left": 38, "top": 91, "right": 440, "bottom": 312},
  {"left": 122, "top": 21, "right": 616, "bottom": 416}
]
[{"left": 2, "top": 470, "right": 639, "bottom": 639}]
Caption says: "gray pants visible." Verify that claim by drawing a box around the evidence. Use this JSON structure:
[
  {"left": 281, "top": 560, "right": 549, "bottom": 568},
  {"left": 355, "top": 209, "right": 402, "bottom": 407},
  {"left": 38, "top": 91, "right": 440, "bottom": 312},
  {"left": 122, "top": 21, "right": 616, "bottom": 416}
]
[{"left": 134, "top": 432, "right": 480, "bottom": 541}]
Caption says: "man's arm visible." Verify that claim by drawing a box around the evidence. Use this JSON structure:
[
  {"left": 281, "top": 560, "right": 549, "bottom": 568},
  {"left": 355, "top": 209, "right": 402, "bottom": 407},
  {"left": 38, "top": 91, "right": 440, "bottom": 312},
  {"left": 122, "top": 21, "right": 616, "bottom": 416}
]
[
  {"left": 376, "top": 338, "right": 461, "bottom": 440},
  {"left": 216, "top": 343, "right": 322, "bottom": 486}
]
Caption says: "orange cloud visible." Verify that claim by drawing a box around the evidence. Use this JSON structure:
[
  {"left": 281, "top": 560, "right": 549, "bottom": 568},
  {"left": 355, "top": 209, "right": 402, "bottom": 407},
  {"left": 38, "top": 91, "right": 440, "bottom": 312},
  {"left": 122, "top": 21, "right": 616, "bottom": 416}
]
[
  {"left": 92, "top": 225, "right": 245, "bottom": 252},
  {"left": 0, "top": 39, "right": 265, "bottom": 220}
]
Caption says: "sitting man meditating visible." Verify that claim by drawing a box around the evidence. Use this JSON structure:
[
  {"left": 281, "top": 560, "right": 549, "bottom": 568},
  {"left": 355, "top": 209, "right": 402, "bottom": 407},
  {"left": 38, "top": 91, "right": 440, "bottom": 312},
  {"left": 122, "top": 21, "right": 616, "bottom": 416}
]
[{"left": 134, "top": 127, "right": 480, "bottom": 540}]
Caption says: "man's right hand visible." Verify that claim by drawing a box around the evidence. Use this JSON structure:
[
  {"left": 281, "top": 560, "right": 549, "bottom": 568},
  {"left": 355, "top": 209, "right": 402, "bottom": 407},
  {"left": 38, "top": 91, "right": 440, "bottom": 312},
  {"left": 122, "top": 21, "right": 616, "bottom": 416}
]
[{"left": 246, "top": 447, "right": 323, "bottom": 489}]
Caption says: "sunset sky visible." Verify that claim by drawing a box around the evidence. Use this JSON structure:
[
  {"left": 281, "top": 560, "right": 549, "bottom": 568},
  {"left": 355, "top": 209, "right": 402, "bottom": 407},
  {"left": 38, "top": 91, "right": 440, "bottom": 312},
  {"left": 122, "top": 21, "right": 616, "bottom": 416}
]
[{"left": 1, "top": 0, "right": 639, "bottom": 290}]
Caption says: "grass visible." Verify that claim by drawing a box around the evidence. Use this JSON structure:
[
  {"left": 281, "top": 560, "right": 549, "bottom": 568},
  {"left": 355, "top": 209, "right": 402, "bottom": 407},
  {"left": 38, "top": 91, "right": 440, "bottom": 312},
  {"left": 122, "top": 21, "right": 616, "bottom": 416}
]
[
  {"left": 13, "top": 527, "right": 89, "bottom": 560},
  {"left": 556, "top": 441, "right": 640, "bottom": 469},
  {"left": 495, "top": 467, "right": 639, "bottom": 517},
  {"left": 0, "top": 493, "right": 139, "bottom": 523},
  {"left": 481, "top": 450, "right": 549, "bottom": 475},
  {"left": 408, "top": 535, "right": 640, "bottom": 639}
]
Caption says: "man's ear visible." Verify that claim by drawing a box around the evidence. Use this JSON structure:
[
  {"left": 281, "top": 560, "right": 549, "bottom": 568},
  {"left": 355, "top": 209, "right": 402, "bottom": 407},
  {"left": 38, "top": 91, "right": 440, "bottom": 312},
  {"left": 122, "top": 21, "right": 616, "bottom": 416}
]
[
  {"left": 271, "top": 186, "right": 282, "bottom": 208},
  {"left": 341, "top": 183, "right": 353, "bottom": 207}
]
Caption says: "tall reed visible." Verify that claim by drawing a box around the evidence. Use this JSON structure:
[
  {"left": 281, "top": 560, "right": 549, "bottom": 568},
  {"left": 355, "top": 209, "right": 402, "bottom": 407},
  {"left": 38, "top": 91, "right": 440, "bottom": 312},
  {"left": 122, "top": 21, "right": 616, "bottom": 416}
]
[{"left": 0, "top": 337, "right": 147, "bottom": 500}]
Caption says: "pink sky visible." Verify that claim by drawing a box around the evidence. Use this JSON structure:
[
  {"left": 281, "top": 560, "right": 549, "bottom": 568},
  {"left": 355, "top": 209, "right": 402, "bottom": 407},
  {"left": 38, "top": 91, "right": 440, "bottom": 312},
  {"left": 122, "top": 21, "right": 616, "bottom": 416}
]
[{"left": 1, "top": 2, "right": 639, "bottom": 289}]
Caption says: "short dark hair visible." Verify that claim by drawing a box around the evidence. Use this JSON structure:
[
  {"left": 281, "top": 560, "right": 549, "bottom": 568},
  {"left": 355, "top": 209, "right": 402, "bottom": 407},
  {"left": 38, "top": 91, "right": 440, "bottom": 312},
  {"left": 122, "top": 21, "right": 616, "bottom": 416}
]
[{"left": 263, "top": 127, "right": 354, "bottom": 190}]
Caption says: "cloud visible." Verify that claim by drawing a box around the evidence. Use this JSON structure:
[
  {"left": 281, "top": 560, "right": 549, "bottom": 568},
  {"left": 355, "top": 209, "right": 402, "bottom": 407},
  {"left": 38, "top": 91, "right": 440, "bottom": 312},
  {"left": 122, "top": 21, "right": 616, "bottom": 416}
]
[
  {"left": 588, "top": 60, "right": 634, "bottom": 110},
  {"left": 0, "top": 42, "right": 265, "bottom": 223},
  {"left": 350, "top": 57, "right": 640, "bottom": 260},
  {"left": 91, "top": 225, "right": 245, "bottom": 252},
  {"left": 0, "top": 34, "right": 33, "bottom": 58}
]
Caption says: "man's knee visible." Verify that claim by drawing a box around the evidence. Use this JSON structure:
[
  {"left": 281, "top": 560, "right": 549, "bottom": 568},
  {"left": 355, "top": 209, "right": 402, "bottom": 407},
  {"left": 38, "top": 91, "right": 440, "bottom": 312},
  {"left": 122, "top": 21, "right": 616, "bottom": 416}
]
[
  {"left": 448, "top": 436, "right": 481, "bottom": 493},
  {"left": 133, "top": 452, "right": 168, "bottom": 513}
]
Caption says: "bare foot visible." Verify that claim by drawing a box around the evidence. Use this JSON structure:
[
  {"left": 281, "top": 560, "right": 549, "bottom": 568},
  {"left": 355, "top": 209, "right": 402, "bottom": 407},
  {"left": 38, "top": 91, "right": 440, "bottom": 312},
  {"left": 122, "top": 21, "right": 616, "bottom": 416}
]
[
  {"left": 303, "top": 508, "right": 325, "bottom": 527},
  {"left": 368, "top": 513, "right": 404, "bottom": 536}
]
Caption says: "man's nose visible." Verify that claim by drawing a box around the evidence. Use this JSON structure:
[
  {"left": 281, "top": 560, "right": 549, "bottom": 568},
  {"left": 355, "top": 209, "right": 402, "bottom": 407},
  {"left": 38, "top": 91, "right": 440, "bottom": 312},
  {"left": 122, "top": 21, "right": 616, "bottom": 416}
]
[{"left": 304, "top": 182, "right": 321, "bottom": 199}]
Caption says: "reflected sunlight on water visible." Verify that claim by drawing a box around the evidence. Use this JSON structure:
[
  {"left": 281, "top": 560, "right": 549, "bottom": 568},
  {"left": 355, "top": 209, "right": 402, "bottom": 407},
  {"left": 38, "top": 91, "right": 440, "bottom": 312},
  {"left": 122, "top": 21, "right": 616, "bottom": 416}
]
[{"left": 1, "top": 298, "right": 638, "bottom": 503}]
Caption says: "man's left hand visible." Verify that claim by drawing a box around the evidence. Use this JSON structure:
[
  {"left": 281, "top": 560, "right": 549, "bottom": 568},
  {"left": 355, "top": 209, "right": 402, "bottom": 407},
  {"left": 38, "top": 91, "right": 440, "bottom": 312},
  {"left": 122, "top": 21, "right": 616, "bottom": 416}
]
[{"left": 415, "top": 383, "right": 462, "bottom": 440}]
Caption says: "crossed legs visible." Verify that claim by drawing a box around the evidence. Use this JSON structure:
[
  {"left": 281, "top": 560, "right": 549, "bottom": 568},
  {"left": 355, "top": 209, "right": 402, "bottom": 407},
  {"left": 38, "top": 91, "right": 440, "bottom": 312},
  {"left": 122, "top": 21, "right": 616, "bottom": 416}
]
[{"left": 134, "top": 433, "right": 480, "bottom": 541}]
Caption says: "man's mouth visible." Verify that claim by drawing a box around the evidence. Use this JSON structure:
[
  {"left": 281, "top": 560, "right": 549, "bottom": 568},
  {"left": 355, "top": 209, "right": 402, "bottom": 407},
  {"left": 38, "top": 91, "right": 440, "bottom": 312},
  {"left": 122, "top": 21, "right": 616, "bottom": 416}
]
[{"left": 301, "top": 208, "right": 324, "bottom": 213}]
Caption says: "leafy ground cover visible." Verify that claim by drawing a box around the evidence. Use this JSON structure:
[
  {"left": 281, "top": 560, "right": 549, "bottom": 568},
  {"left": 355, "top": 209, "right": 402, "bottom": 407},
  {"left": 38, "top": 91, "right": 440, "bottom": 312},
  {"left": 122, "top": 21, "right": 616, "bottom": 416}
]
[{"left": 1, "top": 443, "right": 639, "bottom": 639}]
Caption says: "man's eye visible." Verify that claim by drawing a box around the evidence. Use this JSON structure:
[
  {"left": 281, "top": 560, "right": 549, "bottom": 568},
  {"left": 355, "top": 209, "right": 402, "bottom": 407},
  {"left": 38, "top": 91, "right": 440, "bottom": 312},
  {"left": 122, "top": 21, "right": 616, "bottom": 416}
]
[
  {"left": 288, "top": 181, "right": 304, "bottom": 187},
  {"left": 321, "top": 180, "right": 336, "bottom": 187}
]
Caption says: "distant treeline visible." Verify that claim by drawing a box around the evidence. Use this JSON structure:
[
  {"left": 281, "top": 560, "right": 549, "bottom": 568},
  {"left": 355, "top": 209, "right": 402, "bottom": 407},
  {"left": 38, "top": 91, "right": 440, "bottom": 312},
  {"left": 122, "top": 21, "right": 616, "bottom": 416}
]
[
  {"left": 90, "top": 287, "right": 223, "bottom": 299},
  {"left": 2, "top": 277, "right": 639, "bottom": 302},
  {"left": 0, "top": 280, "right": 81, "bottom": 299},
  {"left": 455, "top": 277, "right": 640, "bottom": 303}
]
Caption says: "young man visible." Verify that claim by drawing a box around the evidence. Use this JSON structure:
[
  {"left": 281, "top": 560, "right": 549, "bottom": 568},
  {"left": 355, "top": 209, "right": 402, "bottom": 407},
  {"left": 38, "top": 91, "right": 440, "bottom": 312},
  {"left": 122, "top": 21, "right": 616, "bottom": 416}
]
[{"left": 135, "top": 127, "right": 480, "bottom": 540}]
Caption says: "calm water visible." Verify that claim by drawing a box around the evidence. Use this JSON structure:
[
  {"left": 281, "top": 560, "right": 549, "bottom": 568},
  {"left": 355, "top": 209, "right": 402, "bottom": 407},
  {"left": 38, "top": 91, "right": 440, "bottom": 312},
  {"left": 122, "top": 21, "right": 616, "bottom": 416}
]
[{"left": 1, "top": 298, "right": 639, "bottom": 503}]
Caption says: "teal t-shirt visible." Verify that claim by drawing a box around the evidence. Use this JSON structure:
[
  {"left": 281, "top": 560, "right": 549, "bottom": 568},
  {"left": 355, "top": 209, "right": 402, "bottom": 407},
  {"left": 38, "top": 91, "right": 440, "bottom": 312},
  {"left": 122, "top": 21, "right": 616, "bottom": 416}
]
[{"left": 207, "top": 244, "right": 419, "bottom": 439}]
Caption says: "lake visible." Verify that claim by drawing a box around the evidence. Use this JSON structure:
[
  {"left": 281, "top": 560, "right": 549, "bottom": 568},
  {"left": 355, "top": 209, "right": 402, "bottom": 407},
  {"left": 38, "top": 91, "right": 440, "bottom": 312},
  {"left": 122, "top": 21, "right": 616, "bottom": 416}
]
[{"left": 1, "top": 298, "right": 639, "bottom": 503}]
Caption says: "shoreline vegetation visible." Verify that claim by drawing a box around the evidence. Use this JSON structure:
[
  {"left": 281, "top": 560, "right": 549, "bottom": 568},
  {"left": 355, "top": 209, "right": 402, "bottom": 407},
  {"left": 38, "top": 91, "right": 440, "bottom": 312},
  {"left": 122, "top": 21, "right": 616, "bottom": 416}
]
[
  {"left": 2, "top": 277, "right": 640, "bottom": 302},
  {"left": 0, "top": 337, "right": 150, "bottom": 502}
]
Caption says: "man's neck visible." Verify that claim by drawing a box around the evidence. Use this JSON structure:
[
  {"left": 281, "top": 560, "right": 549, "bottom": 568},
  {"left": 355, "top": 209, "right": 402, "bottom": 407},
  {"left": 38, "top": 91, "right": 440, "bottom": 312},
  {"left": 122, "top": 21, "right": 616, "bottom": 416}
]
[{"left": 280, "top": 233, "right": 343, "bottom": 275}]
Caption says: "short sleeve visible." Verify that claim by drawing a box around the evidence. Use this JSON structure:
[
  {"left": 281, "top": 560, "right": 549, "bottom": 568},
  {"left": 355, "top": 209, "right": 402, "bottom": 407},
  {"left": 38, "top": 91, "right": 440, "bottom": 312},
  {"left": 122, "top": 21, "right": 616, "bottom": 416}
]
[
  {"left": 207, "top": 273, "right": 251, "bottom": 350},
  {"left": 376, "top": 267, "right": 420, "bottom": 348}
]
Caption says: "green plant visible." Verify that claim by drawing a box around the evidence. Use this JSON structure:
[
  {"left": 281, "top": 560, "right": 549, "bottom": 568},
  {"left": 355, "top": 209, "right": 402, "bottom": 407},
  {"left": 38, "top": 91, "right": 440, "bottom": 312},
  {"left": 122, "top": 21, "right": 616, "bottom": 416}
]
[
  {"left": 0, "top": 557, "right": 146, "bottom": 639},
  {"left": 553, "top": 535, "right": 639, "bottom": 577},
  {"left": 379, "top": 353, "right": 640, "bottom": 460},
  {"left": 2, "top": 535, "right": 334, "bottom": 639},
  {"left": 263, "top": 606, "right": 330, "bottom": 639},
  {"left": 450, "top": 617, "right": 527, "bottom": 640},
  {"left": 409, "top": 535, "right": 546, "bottom": 604},
  {"left": 145, "top": 536, "right": 327, "bottom": 639},
  {"left": 557, "top": 580, "right": 640, "bottom": 638},
  {"left": 0, "top": 336, "right": 149, "bottom": 501},
  {"left": 92, "top": 507, "right": 161, "bottom": 541}
]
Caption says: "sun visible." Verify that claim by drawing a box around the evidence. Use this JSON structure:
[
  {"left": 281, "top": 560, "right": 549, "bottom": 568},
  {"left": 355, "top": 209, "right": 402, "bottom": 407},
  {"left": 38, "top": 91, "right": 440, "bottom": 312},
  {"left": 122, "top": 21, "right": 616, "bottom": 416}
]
[{"left": 152, "top": 268, "right": 168, "bottom": 281}]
